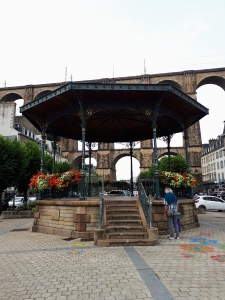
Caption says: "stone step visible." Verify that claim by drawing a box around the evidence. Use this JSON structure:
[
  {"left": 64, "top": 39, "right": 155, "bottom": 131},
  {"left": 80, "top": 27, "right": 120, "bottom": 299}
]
[
  {"left": 106, "top": 231, "right": 148, "bottom": 239},
  {"left": 106, "top": 208, "right": 139, "bottom": 214},
  {"left": 105, "top": 200, "right": 138, "bottom": 205},
  {"left": 107, "top": 220, "right": 143, "bottom": 226},
  {"left": 107, "top": 214, "right": 141, "bottom": 220},
  {"left": 106, "top": 204, "right": 138, "bottom": 210},
  {"left": 97, "top": 238, "right": 158, "bottom": 247},
  {"left": 106, "top": 225, "right": 145, "bottom": 232}
]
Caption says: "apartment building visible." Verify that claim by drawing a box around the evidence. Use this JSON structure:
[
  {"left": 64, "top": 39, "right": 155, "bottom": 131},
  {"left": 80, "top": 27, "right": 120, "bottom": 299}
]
[{"left": 201, "top": 123, "right": 225, "bottom": 193}]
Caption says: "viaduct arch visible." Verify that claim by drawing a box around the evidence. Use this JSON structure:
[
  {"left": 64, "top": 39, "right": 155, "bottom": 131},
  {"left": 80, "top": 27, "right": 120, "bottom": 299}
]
[{"left": 1, "top": 67, "right": 225, "bottom": 179}]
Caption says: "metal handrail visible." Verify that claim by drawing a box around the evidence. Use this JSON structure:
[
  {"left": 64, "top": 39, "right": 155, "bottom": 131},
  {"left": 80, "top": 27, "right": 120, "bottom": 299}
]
[
  {"left": 99, "top": 194, "right": 104, "bottom": 229},
  {"left": 138, "top": 180, "right": 149, "bottom": 222}
]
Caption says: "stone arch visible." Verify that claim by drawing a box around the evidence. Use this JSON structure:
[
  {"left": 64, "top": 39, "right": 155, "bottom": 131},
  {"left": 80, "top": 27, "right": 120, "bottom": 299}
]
[
  {"left": 34, "top": 90, "right": 53, "bottom": 100},
  {"left": 158, "top": 150, "right": 185, "bottom": 160},
  {"left": 112, "top": 152, "right": 140, "bottom": 181},
  {"left": 196, "top": 75, "right": 225, "bottom": 91},
  {"left": 156, "top": 79, "right": 183, "bottom": 91},
  {"left": 73, "top": 154, "right": 89, "bottom": 171},
  {"left": 0, "top": 92, "right": 23, "bottom": 102}
]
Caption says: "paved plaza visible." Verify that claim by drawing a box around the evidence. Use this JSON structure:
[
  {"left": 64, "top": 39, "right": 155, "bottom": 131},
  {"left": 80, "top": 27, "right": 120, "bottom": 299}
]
[{"left": 0, "top": 212, "right": 225, "bottom": 300}]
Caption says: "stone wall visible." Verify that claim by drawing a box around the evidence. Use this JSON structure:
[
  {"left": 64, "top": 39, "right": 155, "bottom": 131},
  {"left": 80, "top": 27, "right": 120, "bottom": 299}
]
[
  {"left": 32, "top": 198, "right": 199, "bottom": 239},
  {"left": 152, "top": 199, "right": 199, "bottom": 235},
  {"left": 1, "top": 210, "right": 34, "bottom": 219},
  {"left": 32, "top": 199, "right": 99, "bottom": 239}
]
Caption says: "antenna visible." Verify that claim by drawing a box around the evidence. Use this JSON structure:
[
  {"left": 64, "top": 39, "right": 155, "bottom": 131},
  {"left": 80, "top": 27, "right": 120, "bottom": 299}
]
[
  {"left": 65, "top": 67, "right": 67, "bottom": 82},
  {"left": 144, "top": 59, "right": 146, "bottom": 75},
  {"left": 70, "top": 74, "right": 73, "bottom": 81},
  {"left": 3, "top": 80, "right": 6, "bottom": 87}
]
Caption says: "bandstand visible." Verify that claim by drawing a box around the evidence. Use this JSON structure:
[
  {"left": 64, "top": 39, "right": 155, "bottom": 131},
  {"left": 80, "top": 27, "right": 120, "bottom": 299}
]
[{"left": 20, "top": 82, "right": 208, "bottom": 244}]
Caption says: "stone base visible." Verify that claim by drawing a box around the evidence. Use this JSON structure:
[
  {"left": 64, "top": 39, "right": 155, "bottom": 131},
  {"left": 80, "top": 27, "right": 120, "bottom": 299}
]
[
  {"left": 94, "top": 229, "right": 106, "bottom": 246},
  {"left": 147, "top": 227, "right": 158, "bottom": 241},
  {"left": 32, "top": 199, "right": 99, "bottom": 239}
]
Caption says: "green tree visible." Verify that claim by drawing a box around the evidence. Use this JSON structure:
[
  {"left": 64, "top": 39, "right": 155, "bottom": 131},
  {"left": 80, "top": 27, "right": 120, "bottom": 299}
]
[
  {"left": 55, "top": 161, "right": 74, "bottom": 173},
  {"left": 0, "top": 135, "right": 27, "bottom": 214},
  {"left": 17, "top": 141, "right": 42, "bottom": 202},
  {"left": 138, "top": 155, "right": 187, "bottom": 180},
  {"left": 44, "top": 153, "right": 53, "bottom": 173},
  {"left": 159, "top": 155, "right": 187, "bottom": 173}
]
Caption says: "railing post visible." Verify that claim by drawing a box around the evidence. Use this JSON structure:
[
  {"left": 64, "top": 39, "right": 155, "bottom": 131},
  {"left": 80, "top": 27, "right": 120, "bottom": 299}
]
[
  {"left": 149, "top": 195, "right": 153, "bottom": 228},
  {"left": 99, "top": 194, "right": 104, "bottom": 229}
]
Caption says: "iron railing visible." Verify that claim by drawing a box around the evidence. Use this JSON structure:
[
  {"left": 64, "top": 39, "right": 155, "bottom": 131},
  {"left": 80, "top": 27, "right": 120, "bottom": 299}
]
[
  {"left": 99, "top": 193, "right": 104, "bottom": 229},
  {"left": 137, "top": 180, "right": 154, "bottom": 227}
]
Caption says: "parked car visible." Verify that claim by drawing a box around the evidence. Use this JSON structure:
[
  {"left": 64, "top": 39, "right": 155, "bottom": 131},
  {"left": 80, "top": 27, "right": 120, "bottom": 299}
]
[
  {"left": 133, "top": 190, "right": 138, "bottom": 197},
  {"left": 194, "top": 195, "right": 225, "bottom": 211},
  {"left": 8, "top": 197, "right": 24, "bottom": 208},
  {"left": 108, "top": 190, "right": 126, "bottom": 196},
  {"left": 99, "top": 191, "right": 109, "bottom": 196},
  {"left": 28, "top": 196, "right": 37, "bottom": 202},
  {"left": 123, "top": 190, "right": 130, "bottom": 196},
  {"left": 219, "top": 191, "right": 225, "bottom": 200}
]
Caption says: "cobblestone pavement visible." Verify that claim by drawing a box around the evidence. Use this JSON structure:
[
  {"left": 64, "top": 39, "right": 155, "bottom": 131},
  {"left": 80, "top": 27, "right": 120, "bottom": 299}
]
[{"left": 0, "top": 211, "right": 225, "bottom": 300}]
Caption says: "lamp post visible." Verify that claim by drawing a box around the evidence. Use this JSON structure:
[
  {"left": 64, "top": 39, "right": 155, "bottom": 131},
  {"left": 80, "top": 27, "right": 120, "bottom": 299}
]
[{"left": 85, "top": 142, "right": 97, "bottom": 197}]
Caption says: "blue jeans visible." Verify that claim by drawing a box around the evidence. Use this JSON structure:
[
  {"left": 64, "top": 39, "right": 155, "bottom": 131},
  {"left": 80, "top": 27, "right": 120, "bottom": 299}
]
[{"left": 168, "top": 215, "right": 179, "bottom": 238}]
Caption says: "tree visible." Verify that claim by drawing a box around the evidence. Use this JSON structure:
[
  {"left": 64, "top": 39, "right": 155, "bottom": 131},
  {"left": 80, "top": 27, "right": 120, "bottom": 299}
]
[
  {"left": 17, "top": 141, "right": 42, "bottom": 202},
  {"left": 55, "top": 161, "right": 74, "bottom": 173},
  {"left": 159, "top": 155, "right": 187, "bottom": 173},
  {"left": 138, "top": 155, "right": 188, "bottom": 180},
  {"left": 0, "top": 135, "right": 27, "bottom": 214},
  {"left": 44, "top": 153, "right": 53, "bottom": 173}
]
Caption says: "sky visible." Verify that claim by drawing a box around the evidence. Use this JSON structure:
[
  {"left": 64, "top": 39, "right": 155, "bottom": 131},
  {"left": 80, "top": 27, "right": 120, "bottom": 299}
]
[{"left": 2, "top": 0, "right": 225, "bottom": 180}]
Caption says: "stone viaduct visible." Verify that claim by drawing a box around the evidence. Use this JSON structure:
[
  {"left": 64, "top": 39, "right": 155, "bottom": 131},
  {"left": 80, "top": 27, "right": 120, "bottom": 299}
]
[{"left": 1, "top": 67, "right": 225, "bottom": 179}]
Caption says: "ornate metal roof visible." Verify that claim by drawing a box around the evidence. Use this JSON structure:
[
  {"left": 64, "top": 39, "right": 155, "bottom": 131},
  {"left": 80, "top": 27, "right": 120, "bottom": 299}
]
[{"left": 20, "top": 82, "right": 208, "bottom": 142}]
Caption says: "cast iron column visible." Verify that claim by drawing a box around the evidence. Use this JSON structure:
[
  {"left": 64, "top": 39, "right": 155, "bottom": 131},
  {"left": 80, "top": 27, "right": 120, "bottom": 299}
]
[
  {"left": 40, "top": 133, "right": 46, "bottom": 173},
  {"left": 80, "top": 124, "right": 86, "bottom": 200},
  {"left": 88, "top": 142, "right": 92, "bottom": 197},
  {"left": 130, "top": 141, "right": 134, "bottom": 196},
  {"left": 152, "top": 121, "right": 160, "bottom": 199},
  {"left": 184, "top": 128, "right": 191, "bottom": 198},
  {"left": 167, "top": 135, "right": 171, "bottom": 172},
  {"left": 52, "top": 139, "right": 56, "bottom": 174},
  {"left": 39, "top": 132, "right": 46, "bottom": 200}
]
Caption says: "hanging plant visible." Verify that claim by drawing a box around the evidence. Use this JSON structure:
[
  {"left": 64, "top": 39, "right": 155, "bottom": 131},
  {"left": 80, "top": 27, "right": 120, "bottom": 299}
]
[
  {"left": 160, "top": 171, "right": 197, "bottom": 188},
  {"left": 29, "top": 170, "right": 81, "bottom": 191}
]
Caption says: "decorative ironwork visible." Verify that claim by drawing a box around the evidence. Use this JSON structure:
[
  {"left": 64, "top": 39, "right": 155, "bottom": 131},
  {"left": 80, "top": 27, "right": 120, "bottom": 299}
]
[{"left": 138, "top": 180, "right": 149, "bottom": 222}]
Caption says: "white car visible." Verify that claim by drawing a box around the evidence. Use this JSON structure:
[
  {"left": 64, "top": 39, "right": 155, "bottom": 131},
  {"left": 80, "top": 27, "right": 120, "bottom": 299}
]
[
  {"left": 133, "top": 190, "right": 138, "bottom": 197},
  {"left": 8, "top": 197, "right": 24, "bottom": 207},
  {"left": 28, "top": 196, "right": 37, "bottom": 202},
  {"left": 194, "top": 195, "right": 225, "bottom": 211},
  {"left": 108, "top": 190, "right": 126, "bottom": 196}
]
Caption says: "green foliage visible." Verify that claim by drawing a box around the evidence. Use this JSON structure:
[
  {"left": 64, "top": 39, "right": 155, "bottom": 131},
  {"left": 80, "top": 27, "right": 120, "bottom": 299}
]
[
  {"left": 17, "top": 141, "right": 42, "bottom": 199},
  {"left": 159, "top": 155, "right": 187, "bottom": 173},
  {"left": 139, "top": 170, "right": 152, "bottom": 180},
  {"left": 44, "top": 153, "right": 53, "bottom": 173},
  {"left": 0, "top": 135, "right": 27, "bottom": 193},
  {"left": 138, "top": 155, "right": 187, "bottom": 180},
  {"left": 55, "top": 161, "right": 74, "bottom": 173},
  {"left": 0, "top": 135, "right": 27, "bottom": 213}
]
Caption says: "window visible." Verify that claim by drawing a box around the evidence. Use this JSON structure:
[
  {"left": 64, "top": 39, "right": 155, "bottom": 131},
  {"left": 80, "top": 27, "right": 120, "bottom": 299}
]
[
  {"left": 217, "top": 162, "right": 219, "bottom": 169},
  {"left": 221, "top": 161, "right": 223, "bottom": 168},
  {"left": 203, "top": 197, "right": 212, "bottom": 201},
  {"left": 216, "top": 152, "right": 219, "bottom": 159}
]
